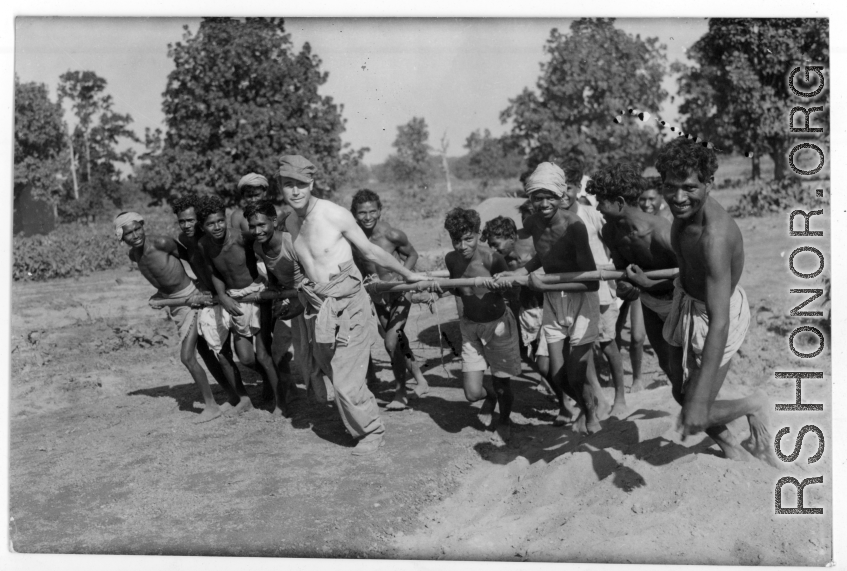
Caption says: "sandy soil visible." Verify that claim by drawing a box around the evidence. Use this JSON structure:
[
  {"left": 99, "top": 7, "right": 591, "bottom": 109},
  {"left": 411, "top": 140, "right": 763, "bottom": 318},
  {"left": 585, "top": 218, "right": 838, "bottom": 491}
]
[{"left": 8, "top": 212, "right": 832, "bottom": 564}]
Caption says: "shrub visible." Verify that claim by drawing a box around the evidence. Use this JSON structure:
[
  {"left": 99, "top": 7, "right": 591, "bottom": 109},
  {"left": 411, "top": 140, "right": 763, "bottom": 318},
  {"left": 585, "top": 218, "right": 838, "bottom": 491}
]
[
  {"left": 14, "top": 206, "right": 176, "bottom": 281},
  {"left": 729, "top": 179, "right": 829, "bottom": 218}
]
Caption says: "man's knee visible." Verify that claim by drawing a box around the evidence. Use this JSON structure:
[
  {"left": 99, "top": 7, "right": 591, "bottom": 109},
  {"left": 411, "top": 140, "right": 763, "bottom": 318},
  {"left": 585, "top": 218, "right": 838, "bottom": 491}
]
[{"left": 180, "top": 348, "right": 198, "bottom": 368}]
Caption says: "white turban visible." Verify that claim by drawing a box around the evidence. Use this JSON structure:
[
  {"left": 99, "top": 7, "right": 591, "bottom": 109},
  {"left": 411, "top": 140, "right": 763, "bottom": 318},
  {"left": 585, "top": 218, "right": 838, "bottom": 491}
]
[
  {"left": 238, "top": 173, "right": 269, "bottom": 189},
  {"left": 114, "top": 212, "right": 144, "bottom": 240},
  {"left": 524, "top": 162, "right": 567, "bottom": 198}
]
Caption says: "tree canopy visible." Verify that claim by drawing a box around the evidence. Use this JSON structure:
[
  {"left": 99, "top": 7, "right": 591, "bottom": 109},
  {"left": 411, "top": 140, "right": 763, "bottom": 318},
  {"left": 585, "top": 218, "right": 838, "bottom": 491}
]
[
  {"left": 384, "top": 116, "right": 432, "bottom": 188},
  {"left": 464, "top": 129, "right": 524, "bottom": 186},
  {"left": 14, "top": 76, "right": 68, "bottom": 204},
  {"left": 501, "top": 18, "right": 667, "bottom": 173},
  {"left": 137, "top": 17, "right": 366, "bottom": 205},
  {"left": 674, "top": 18, "right": 829, "bottom": 180}
]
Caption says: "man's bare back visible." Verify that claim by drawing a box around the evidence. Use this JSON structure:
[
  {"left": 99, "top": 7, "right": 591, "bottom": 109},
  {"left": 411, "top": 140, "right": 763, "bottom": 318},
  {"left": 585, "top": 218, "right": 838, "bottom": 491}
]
[
  {"left": 603, "top": 210, "right": 678, "bottom": 272},
  {"left": 131, "top": 235, "right": 192, "bottom": 295}
]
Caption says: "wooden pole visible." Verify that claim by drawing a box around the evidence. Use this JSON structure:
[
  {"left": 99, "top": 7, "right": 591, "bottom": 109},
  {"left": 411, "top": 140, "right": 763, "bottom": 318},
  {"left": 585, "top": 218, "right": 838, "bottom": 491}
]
[{"left": 149, "top": 268, "right": 678, "bottom": 309}]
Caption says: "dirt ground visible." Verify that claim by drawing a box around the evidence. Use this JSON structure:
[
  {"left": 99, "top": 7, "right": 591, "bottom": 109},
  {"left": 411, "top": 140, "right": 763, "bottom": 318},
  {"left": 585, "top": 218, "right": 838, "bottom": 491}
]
[{"left": 8, "top": 210, "right": 832, "bottom": 564}]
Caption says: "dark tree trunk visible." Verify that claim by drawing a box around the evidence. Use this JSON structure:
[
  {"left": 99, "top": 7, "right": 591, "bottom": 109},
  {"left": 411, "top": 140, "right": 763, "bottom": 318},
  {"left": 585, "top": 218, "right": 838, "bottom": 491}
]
[{"left": 771, "top": 145, "right": 789, "bottom": 181}]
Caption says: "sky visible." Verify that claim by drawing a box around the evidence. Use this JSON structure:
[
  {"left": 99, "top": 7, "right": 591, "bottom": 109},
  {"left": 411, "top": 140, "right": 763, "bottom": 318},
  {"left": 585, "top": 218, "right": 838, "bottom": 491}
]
[{"left": 15, "top": 17, "right": 707, "bottom": 167}]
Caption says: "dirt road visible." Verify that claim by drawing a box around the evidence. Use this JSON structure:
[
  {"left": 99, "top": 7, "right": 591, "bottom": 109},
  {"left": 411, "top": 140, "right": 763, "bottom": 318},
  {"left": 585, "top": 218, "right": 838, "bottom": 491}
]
[{"left": 9, "top": 212, "right": 832, "bottom": 564}]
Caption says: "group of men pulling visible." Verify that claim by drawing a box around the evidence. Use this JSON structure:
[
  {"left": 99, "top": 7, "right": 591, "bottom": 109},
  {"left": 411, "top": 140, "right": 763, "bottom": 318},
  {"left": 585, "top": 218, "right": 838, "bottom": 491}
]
[{"left": 115, "top": 139, "right": 778, "bottom": 465}]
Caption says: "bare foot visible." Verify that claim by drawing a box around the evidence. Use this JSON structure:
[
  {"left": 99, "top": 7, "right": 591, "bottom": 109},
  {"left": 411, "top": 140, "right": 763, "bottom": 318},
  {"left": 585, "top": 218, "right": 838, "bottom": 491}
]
[
  {"left": 386, "top": 390, "right": 408, "bottom": 411},
  {"left": 742, "top": 391, "right": 781, "bottom": 468},
  {"left": 233, "top": 397, "right": 254, "bottom": 415},
  {"left": 194, "top": 406, "right": 222, "bottom": 424},
  {"left": 572, "top": 413, "right": 588, "bottom": 435},
  {"left": 609, "top": 400, "right": 630, "bottom": 419},
  {"left": 495, "top": 422, "right": 511, "bottom": 444},
  {"left": 595, "top": 393, "right": 612, "bottom": 421},
  {"left": 586, "top": 413, "right": 602, "bottom": 434},
  {"left": 630, "top": 377, "right": 646, "bottom": 393},
  {"left": 478, "top": 396, "right": 497, "bottom": 429},
  {"left": 271, "top": 405, "right": 290, "bottom": 419},
  {"left": 219, "top": 402, "right": 234, "bottom": 414},
  {"left": 412, "top": 376, "right": 430, "bottom": 397}
]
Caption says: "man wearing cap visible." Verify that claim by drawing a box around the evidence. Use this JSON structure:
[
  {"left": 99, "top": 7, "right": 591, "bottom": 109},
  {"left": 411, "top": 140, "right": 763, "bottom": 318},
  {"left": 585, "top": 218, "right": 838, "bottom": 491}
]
[
  {"left": 495, "top": 162, "right": 604, "bottom": 435},
  {"left": 114, "top": 211, "right": 246, "bottom": 422},
  {"left": 275, "top": 155, "right": 430, "bottom": 455}
]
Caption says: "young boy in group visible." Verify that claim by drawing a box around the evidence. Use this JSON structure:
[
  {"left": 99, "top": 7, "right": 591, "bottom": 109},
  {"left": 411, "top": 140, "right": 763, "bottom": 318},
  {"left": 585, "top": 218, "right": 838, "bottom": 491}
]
[
  {"left": 350, "top": 189, "right": 430, "bottom": 410},
  {"left": 444, "top": 208, "right": 520, "bottom": 443},
  {"left": 196, "top": 195, "right": 288, "bottom": 417},
  {"left": 481, "top": 215, "right": 554, "bottom": 396},
  {"left": 557, "top": 161, "right": 628, "bottom": 418},
  {"left": 653, "top": 138, "right": 777, "bottom": 466},
  {"left": 496, "top": 162, "right": 603, "bottom": 434},
  {"left": 588, "top": 165, "right": 678, "bottom": 389},
  {"left": 114, "top": 211, "right": 249, "bottom": 422},
  {"left": 639, "top": 176, "right": 674, "bottom": 222}
]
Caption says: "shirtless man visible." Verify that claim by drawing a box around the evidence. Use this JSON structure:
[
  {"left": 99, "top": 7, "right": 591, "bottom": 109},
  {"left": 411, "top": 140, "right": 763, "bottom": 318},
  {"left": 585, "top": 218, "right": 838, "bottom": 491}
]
[
  {"left": 229, "top": 173, "right": 289, "bottom": 234},
  {"left": 587, "top": 163, "right": 678, "bottom": 388},
  {"left": 196, "top": 195, "right": 287, "bottom": 417},
  {"left": 558, "top": 165, "right": 627, "bottom": 418},
  {"left": 115, "top": 211, "right": 246, "bottom": 422},
  {"left": 444, "top": 208, "right": 520, "bottom": 443},
  {"left": 654, "top": 138, "right": 777, "bottom": 466},
  {"left": 496, "top": 162, "right": 603, "bottom": 434},
  {"left": 481, "top": 215, "right": 554, "bottom": 395},
  {"left": 275, "top": 155, "right": 429, "bottom": 455},
  {"left": 351, "top": 189, "right": 430, "bottom": 410},
  {"left": 228, "top": 173, "right": 295, "bottom": 397}
]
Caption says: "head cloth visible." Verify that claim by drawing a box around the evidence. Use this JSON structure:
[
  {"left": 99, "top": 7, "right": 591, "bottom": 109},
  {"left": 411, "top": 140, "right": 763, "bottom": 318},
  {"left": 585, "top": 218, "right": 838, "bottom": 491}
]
[
  {"left": 114, "top": 212, "right": 144, "bottom": 240},
  {"left": 524, "top": 162, "right": 567, "bottom": 198},
  {"left": 238, "top": 173, "right": 269, "bottom": 190}
]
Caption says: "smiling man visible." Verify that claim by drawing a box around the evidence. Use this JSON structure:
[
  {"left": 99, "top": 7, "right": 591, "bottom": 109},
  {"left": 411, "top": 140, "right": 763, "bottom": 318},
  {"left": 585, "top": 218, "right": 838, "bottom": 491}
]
[
  {"left": 275, "top": 155, "right": 430, "bottom": 455},
  {"left": 655, "top": 138, "right": 777, "bottom": 466},
  {"left": 444, "top": 208, "right": 520, "bottom": 443},
  {"left": 196, "top": 195, "right": 286, "bottom": 417},
  {"left": 495, "top": 162, "right": 602, "bottom": 434},
  {"left": 350, "top": 188, "right": 429, "bottom": 411},
  {"left": 115, "top": 211, "right": 242, "bottom": 422}
]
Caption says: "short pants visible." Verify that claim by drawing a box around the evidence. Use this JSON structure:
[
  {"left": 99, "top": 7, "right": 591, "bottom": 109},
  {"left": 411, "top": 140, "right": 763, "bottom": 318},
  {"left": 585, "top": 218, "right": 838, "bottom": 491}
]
[
  {"left": 597, "top": 303, "right": 619, "bottom": 343},
  {"left": 518, "top": 306, "right": 549, "bottom": 357},
  {"left": 460, "top": 308, "right": 521, "bottom": 377},
  {"left": 542, "top": 290, "right": 600, "bottom": 346}
]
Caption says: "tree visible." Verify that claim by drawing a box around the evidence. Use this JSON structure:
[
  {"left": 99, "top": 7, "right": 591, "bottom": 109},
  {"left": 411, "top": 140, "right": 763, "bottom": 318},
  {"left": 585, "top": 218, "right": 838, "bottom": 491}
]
[
  {"left": 464, "top": 129, "right": 524, "bottom": 187},
  {"left": 501, "top": 18, "right": 667, "bottom": 172},
  {"left": 385, "top": 117, "right": 432, "bottom": 188},
  {"left": 136, "top": 17, "right": 366, "bottom": 205},
  {"left": 57, "top": 70, "right": 139, "bottom": 221},
  {"left": 674, "top": 19, "right": 829, "bottom": 180},
  {"left": 14, "top": 76, "right": 68, "bottom": 205}
]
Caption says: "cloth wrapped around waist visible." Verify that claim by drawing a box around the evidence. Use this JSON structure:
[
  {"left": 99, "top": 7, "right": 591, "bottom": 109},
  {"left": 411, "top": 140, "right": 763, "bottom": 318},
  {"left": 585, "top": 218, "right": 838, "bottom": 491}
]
[
  {"left": 298, "top": 260, "right": 368, "bottom": 345},
  {"left": 152, "top": 282, "right": 201, "bottom": 344},
  {"left": 662, "top": 277, "right": 750, "bottom": 383},
  {"left": 639, "top": 288, "right": 675, "bottom": 321}
]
